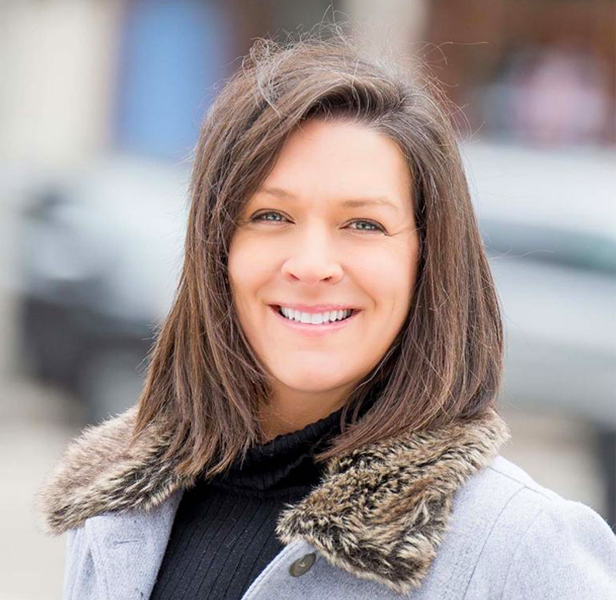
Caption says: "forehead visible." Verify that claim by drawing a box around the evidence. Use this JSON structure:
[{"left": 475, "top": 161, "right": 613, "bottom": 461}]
[{"left": 254, "top": 119, "right": 413, "bottom": 212}]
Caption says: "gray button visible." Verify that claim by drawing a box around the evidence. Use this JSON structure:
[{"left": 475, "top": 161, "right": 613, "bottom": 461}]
[{"left": 289, "top": 552, "right": 317, "bottom": 577}]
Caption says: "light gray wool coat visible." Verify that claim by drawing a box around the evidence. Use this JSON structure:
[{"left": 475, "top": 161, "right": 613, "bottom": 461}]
[{"left": 36, "top": 406, "right": 616, "bottom": 599}]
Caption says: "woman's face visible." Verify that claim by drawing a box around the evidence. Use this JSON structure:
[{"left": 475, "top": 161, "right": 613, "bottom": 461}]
[{"left": 228, "top": 118, "right": 420, "bottom": 410}]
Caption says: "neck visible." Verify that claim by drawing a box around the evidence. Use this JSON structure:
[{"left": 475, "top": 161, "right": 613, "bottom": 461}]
[{"left": 258, "top": 384, "right": 353, "bottom": 442}]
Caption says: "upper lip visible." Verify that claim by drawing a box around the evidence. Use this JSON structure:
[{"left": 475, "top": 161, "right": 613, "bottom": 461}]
[{"left": 271, "top": 303, "right": 359, "bottom": 313}]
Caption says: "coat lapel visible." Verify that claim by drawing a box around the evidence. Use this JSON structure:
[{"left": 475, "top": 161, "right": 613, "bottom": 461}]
[{"left": 36, "top": 405, "right": 510, "bottom": 595}]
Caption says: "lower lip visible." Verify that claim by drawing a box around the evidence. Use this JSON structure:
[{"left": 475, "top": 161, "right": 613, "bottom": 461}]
[{"left": 269, "top": 305, "right": 360, "bottom": 336}]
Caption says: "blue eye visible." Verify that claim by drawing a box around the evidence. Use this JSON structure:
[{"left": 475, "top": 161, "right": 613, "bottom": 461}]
[
  {"left": 348, "top": 220, "right": 384, "bottom": 232},
  {"left": 250, "top": 211, "right": 386, "bottom": 233},
  {"left": 251, "top": 211, "right": 285, "bottom": 222}
]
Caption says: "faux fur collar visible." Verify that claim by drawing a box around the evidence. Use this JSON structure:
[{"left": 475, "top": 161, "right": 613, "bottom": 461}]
[{"left": 36, "top": 405, "right": 510, "bottom": 595}]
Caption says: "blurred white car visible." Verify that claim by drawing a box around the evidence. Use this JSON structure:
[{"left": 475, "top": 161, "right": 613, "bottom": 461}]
[{"left": 461, "top": 141, "right": 616, "bottom": 428}]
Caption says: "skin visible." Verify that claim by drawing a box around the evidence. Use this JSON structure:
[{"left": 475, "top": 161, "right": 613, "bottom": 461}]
[{"left": 228, "top": 118, "right": 420, "bottom": 441}]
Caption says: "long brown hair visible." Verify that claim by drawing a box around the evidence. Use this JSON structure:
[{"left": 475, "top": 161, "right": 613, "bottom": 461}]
[{"left": 130, "top": 26, "right": 504, "bottom": 479}]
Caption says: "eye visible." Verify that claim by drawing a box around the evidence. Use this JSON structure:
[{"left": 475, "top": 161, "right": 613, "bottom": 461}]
[
  {"left": 250, "top": 210, "right": 288, "bottom": 223},
  {"left": 347, "top": 219, "right": 386, "bottom": 233}
]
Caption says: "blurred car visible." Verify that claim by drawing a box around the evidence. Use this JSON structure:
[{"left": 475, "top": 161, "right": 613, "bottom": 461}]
[
  {"left": 14, "top": 156, "right": 189, "bottom": 423},
  {"left": 460, "top": 140, "right": 616, "bottom": 428}
]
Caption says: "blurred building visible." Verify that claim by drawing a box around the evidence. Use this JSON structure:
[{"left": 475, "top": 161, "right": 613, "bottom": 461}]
[
  {"left": 1, "top": 0, "right": 613, "bottom": 168},
  {"left": 426, "top": 0, "right": 616, "bottom": 145}
]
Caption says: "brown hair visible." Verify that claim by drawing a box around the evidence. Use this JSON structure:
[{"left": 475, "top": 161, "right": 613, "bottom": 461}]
[{"left": 130, "top": 26, "right": 504, "bottom": 479}]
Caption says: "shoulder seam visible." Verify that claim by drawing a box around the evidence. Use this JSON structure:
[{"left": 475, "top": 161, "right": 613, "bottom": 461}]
[{"left": 486, "top": 465, "right": 561, "bottom": 503}]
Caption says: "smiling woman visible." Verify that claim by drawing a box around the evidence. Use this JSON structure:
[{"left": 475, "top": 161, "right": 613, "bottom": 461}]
[{"left": 37, "top": 25, "right": 616, "bottom": 600}]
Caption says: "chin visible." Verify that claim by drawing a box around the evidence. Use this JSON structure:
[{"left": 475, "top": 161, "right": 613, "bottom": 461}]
[{"left": 273, "top": 368, "right": 351, "bottom": 395}]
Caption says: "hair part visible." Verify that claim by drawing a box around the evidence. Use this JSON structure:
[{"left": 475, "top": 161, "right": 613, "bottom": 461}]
[{"left": 130, "top": 25, "right": 504, "bottom": 480}]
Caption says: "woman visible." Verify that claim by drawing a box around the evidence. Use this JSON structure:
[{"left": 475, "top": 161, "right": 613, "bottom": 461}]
[{"left": 37, "top": 31, "right": 615, "bottom": 599}]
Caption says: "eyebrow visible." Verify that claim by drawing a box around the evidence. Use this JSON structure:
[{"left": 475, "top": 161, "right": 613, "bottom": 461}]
[{"left": 257, "top": 186, "right": 402, "bottom": 214}]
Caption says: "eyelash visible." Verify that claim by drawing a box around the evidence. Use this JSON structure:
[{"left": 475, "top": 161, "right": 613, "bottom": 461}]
[{"left": 249, "top": 211, "right": 387, "bottom": 233}]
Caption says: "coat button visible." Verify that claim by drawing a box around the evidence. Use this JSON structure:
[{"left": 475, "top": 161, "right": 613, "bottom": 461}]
[{"left": 289, "top": 552, "right": 317, "bottom": 577}]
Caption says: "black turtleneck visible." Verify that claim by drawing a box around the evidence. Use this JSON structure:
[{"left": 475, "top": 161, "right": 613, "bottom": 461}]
[{"left": 149, "top": 402, "right": 364, "bottom": 600}]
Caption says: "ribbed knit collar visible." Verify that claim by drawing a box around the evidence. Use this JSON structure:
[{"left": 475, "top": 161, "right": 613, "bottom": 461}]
[{"left": 206, "top": 403, "right": 349, "bottom": 498}]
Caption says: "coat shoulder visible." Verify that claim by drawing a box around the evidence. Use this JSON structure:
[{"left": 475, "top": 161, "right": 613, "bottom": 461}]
[
  {"left": 464, "top": 453, "right": 612, "bottom": 539},
  {"left": 439, "top": 454, "right": 616, "bottom": 600},
  {"left": 483, "top": 455, "right": 613, "bottom": 533}
]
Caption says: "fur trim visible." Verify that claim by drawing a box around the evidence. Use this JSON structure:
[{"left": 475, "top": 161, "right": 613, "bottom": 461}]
[
  {"left": 276, "top": 409, "right": 511, "bottom": 594},
  {"left": 36, "top": 406, "right": 510, "bottom": 595}
]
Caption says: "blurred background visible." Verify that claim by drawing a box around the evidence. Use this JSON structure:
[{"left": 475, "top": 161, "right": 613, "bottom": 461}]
[{"left": 0, "top": 1, "right": 614, "bottom": 598}]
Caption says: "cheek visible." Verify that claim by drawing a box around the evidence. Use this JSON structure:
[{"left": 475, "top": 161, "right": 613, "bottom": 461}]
[
  {"left": 355, "top": 245, "right": 418, "bottom": 308},
  {"left": 228, "top": 238, "right": 272, "bottom": 306}
]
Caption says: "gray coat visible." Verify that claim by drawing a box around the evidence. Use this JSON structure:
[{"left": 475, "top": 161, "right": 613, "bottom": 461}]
[{"left": 37, "top": 406, "right": 616, "bottom": 599}]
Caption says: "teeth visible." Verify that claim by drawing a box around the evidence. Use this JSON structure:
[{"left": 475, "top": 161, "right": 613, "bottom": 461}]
[{"left": 279, "top": 307, "right": 353, "bottom": 324}]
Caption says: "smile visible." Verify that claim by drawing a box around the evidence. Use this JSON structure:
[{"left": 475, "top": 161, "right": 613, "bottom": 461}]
[{"left": 269, "top": 305, "right": 360, "bottom": 335}]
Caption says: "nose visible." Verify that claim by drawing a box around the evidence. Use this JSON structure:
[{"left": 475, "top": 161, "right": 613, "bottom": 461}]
[{"left": 280, "top": 224, "right": 344, "bottom": 284}]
